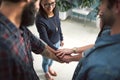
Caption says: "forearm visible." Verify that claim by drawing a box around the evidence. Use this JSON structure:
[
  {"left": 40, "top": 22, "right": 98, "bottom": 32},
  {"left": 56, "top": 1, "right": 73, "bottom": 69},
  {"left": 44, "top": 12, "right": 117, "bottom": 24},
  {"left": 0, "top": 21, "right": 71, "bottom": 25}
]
[
  {"left": 72, "top": 44, "right": 94, "bottom": 54},
  {"left": 41, "top": 45, "right": 62, "bottom": 62},
  {"left": 61, "top": 53, "right": 82, "bottom": 63},
  {"left": 70, "top": 54, "right": 82, "bottom": 61}
]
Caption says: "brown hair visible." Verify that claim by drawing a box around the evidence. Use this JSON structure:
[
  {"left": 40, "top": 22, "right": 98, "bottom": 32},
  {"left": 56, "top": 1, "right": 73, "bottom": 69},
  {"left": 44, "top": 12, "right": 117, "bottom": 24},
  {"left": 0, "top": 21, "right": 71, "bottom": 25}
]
[
  {"left": 1, "top": 0, "right": 36, "bottom": 3},
  {"left": 0, "top": 0, "right": 2, "bottom": 5}
]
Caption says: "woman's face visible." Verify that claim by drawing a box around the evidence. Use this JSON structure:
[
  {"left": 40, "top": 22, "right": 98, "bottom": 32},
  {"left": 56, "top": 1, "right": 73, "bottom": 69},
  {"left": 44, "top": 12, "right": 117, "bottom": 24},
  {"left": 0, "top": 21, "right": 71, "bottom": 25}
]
[{"left": 41, "top": 0, "right": 56, "bottom": 14}]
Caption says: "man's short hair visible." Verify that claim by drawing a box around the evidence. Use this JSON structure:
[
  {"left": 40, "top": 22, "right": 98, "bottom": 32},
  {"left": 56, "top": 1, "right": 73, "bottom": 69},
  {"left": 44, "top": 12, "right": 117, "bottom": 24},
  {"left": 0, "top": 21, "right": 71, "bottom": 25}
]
[
  {"left": 0, "top": 0, "right": 2, "bottom": 5},
  {"left": 2, "top": 0, "right": 24, "bottom": 2},
  {"left": 2, "top": 0, "right": 36, "bottom": 3}
]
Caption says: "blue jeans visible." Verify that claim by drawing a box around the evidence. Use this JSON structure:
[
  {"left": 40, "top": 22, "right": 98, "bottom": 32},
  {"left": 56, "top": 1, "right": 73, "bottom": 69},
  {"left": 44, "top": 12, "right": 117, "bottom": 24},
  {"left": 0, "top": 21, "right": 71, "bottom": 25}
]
[{"left": 42, "top": 41, "right": 60, "bottom": 73}]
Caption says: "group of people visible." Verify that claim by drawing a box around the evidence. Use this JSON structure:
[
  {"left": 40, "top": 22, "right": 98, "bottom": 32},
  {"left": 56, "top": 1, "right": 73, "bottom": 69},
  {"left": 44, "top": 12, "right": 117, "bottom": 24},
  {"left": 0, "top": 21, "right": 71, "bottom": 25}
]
[{"left": 0, "top": 0, "right": 120, "bottom": 80}]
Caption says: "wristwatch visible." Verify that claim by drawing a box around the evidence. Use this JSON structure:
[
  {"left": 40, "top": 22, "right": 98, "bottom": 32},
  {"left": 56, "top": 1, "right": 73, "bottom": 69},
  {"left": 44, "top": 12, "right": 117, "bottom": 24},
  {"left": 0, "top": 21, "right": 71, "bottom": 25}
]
[{"left": 73, "top": 47, "right": 77, "bottom": 53}]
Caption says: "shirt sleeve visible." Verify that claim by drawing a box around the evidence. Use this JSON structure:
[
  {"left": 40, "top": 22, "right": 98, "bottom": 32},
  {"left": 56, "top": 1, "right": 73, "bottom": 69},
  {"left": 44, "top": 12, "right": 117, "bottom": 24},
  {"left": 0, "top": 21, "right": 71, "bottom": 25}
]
[
  {"left": 36, "top": 19, "right": 58, "bottom": 50},
  {"left": 25, "top": 28, "right": 46, "bottom": 54}
]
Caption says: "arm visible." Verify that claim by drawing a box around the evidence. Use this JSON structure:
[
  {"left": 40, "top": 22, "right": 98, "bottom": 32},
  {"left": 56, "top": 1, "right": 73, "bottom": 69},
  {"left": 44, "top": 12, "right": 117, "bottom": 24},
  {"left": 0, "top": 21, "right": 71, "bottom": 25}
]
[
  {"left": 73, "top": 44, "right": 94, "bottom": 53},
  {"left": 26, "top": 28, "right": 62, "bottom": 62},
  {"left": 57, "top": 44, "right": 94, "bottom": 58},
  {"left": 61, "top": 53, "right": 82, "bottom": 63},
  {"left": 41, "top": 45, "right": 63, "bottom": 62}
]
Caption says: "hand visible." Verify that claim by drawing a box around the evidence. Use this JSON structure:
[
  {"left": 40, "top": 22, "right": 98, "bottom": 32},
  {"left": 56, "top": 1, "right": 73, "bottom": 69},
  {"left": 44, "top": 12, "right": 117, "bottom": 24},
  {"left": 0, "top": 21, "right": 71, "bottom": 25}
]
[
  {"left": 43, "top": 45, "right": 64, "bottom": 63},
  {"left": 60, "top": 54, "right": 73, "bottom": 63},
  {"left": 56, "top": 48, "right": 73, "bottom": 58},
  {"left": 60, "top": 53, "right": 83, "bottom": 63}
]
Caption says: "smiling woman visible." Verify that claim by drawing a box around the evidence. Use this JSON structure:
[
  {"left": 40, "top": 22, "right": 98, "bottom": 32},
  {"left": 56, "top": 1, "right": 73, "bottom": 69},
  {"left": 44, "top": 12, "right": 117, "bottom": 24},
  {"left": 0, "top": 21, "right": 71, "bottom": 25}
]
[{"left": 35, "top": 0, "right": 64, "bottom": 80}]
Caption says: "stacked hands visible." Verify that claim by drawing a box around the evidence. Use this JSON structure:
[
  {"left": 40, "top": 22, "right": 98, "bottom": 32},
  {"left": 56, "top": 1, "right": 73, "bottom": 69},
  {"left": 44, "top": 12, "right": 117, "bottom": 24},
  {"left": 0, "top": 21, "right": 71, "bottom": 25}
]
[
  {"left": 51, "top": 44, "right": 94, "bottom": 63},
  {"left": 55, "top": 48, "right": 83, "bottom": 63},
  {"left": 46, "top": 44, "right": 93, "bottom": 63}
]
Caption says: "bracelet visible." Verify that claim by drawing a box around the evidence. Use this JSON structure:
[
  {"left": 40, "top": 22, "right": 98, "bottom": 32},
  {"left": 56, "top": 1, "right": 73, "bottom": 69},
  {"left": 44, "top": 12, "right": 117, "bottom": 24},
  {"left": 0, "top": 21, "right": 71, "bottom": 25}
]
[{"left": 73, "top": 47, "right": 77, "bottom": 53}]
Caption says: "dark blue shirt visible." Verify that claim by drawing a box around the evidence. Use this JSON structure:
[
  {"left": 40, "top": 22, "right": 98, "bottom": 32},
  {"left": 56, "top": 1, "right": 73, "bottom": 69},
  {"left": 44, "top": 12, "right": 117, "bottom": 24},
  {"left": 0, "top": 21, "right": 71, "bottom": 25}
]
[
  {"left": 72, "top": 27, "right": 120, "bottom": 80},
  {"left": 35, "top": 13, "right": 63, "bottom": 50},
  {"left": 0, "top": 12, "right": 45, "bottom": 80}
]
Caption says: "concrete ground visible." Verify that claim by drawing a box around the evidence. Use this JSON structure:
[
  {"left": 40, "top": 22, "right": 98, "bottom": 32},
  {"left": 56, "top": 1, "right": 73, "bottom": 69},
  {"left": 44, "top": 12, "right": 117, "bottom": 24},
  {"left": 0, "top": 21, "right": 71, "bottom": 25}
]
[{"left": 29, "top": 18, "right": 100, "bottom": 80}]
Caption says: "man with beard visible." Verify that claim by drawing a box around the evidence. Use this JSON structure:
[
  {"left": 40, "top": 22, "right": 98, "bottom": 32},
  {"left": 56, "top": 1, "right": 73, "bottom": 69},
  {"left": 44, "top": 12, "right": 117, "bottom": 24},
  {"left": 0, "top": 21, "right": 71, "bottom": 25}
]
[
  {"left": 0, "top": 0, "right": 61, "bottom": 80},
  {"left": 72, "top": 0, "right": 120, "bottom": 79},
  {"left": 57, "top": 0, "right": 120, "bottom": 80}
]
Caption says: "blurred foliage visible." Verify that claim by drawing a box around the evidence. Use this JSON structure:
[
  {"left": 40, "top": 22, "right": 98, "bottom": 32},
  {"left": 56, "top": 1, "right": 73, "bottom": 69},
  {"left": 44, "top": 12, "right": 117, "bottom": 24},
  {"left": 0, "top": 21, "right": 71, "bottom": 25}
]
[
  {"left": 56, "top": 0, "right": 98, "bottom": 12},
  {"left": 72, "top": 0, "right": 97, "bottom": 8},
  {"left": 56, "top": 0, "right": 73, "bottom": 12},
  {"left": 80, "top": 0, "right": 96, "bottom": 8}
]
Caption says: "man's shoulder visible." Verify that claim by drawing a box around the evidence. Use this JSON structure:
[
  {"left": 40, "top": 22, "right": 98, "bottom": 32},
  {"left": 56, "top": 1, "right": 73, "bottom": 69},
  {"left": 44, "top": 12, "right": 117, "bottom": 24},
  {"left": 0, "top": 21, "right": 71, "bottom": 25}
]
[
  {"left": 0, "top": 37, "right": 10, "bottom": 50},
  {"left": 0, "top": 35, "right": 13, "bottom": 53},
  {"left": 0, "top": 22, "right": 17, "bottom": 52},
  {"left": 0, "top": 37, "right": 13, "bottom": 59}
]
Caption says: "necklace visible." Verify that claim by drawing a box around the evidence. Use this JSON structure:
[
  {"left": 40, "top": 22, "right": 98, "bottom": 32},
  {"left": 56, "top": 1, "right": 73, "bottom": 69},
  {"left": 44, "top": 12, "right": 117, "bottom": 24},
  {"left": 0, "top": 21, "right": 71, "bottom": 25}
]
[
  {"left": 54, "top": 23, "right": 58, "bottom": 32},
  {"left": 48, "top": 12, "right": 58, "bottom": 32}
]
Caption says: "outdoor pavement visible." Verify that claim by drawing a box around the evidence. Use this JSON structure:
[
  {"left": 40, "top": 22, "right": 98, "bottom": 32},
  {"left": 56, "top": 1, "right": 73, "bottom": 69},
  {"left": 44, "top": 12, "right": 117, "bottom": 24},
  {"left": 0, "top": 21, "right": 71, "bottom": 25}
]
[{"left": 29, "top": 18, "right": 100, "bottom": 80}]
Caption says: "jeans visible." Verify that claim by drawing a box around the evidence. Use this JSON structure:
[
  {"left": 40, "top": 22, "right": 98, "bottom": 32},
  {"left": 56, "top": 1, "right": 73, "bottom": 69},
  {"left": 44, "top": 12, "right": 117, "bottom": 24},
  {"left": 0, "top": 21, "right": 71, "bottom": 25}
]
[{"left": 42, "top": 41, "right": 60, "bottom": 73}]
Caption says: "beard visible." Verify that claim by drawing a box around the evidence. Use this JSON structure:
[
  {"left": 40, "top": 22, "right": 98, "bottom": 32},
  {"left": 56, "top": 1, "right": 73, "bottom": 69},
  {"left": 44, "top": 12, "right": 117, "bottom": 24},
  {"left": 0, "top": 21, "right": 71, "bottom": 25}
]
[
  {"left": 103, "top": 15, "right": 114, "bottom": 27},
  {"left": 21, "top": 1, "right": 37, "bottom": 27},
  {"left": 101, "top": 10, "right": 115, "bottom": 28}
]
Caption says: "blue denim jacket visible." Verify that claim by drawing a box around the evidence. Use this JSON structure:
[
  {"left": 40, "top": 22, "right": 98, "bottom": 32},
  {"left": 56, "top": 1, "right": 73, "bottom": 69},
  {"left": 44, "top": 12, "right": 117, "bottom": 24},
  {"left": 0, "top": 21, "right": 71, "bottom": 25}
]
[{"left": 72, "top": 27, "right": 120, "bottom": 80}]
